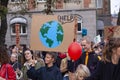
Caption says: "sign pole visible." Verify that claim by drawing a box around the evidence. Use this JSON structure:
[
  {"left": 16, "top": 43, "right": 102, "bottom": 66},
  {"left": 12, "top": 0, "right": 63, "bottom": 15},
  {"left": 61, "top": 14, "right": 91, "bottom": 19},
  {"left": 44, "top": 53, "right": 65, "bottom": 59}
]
[
  {"left": 73, "top": 15, "right": 78, "bottom": 42},
  {"left": 15, "top": 24, "right": 20, "bottom": 49}
]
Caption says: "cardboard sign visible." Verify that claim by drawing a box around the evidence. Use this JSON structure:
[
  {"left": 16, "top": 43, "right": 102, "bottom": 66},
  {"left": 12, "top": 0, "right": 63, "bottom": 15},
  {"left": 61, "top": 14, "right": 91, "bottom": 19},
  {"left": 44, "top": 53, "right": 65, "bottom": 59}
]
[
  {"left": 104, "top": 26, "right": 120, "bottom": 39},
  {"left": 113, "top": 26, "right": 120, "bottom": 38},
  {"left": 30, "top": 14, "right": 75, "bottom": 52}
]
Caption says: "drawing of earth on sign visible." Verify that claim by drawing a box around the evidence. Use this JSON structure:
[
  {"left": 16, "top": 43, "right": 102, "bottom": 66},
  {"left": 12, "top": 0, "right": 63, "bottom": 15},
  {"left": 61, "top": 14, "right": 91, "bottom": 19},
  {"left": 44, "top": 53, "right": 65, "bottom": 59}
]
[{"left": 39, "top": 21, "right": 64, "bottom": 48}]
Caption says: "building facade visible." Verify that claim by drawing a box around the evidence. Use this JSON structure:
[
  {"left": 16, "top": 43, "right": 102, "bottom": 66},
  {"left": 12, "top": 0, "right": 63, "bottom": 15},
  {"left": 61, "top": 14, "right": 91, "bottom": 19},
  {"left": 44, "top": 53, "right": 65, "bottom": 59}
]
[
  {"left": 96, "top": 0, "right": 111, "bottom": 39},
  {"left": 5, "top": 0, "right": 110, "bottom": 47}
]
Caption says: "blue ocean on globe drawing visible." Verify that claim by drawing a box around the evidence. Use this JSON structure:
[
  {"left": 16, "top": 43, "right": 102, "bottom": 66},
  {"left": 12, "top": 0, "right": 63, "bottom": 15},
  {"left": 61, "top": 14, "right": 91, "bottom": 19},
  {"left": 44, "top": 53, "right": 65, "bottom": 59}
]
[{"left": 39, "top": 20, "right": 64, "bottom": 48}]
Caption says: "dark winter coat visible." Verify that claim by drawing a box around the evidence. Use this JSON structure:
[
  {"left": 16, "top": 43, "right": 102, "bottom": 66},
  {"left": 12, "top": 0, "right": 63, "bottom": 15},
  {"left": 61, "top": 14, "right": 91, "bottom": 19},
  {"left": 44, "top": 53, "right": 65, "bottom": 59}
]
[
  {"left": 86, "top": 60, "right": 120, "bottom": 80},
  {"left": 27, "top": 65, "right": 63, "bottom": 80},
  {"left": 68, "top": 51, "right": 99, "bottom": 73}
]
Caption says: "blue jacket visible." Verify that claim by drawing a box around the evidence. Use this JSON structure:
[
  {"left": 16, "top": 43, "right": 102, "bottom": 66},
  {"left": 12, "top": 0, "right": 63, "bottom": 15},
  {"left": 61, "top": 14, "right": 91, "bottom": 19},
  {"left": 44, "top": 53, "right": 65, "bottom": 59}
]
[{"left": 27, "top": 65, "right": 63, "bottom": 80}]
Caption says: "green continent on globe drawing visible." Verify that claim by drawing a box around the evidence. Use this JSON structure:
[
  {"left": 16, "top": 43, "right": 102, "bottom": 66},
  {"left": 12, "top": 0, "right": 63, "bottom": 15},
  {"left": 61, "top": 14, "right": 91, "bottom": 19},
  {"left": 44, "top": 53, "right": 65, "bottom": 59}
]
[
  {"left": 46, "top": 37, "right": 53, "bottom": 47},
  {"left": 40, "top": 24, "right": 50, "bottom": 37},
  {"left": 57, "top": 25, "right": 63, "bottom": 42}
]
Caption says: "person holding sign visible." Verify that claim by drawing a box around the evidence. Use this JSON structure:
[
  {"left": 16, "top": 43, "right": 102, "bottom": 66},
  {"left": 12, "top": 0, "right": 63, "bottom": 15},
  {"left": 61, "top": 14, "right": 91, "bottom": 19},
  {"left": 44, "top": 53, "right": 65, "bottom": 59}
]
[{"left": 68, "top": 36, "right": 100, "bottom": 75}]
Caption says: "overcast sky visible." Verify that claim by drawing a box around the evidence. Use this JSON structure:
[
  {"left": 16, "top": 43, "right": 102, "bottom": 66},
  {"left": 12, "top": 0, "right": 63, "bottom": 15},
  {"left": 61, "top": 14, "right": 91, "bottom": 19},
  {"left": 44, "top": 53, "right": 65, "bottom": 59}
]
[{"left": 111, "top": 0, "right": 120, "bottom": 14}]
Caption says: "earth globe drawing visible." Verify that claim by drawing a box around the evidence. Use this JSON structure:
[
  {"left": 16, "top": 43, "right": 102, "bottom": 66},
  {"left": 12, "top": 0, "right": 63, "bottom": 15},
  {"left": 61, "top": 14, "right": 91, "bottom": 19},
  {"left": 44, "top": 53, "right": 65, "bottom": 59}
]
[{"left": 39, "top": 20, "right": 64, "bottom": 48}]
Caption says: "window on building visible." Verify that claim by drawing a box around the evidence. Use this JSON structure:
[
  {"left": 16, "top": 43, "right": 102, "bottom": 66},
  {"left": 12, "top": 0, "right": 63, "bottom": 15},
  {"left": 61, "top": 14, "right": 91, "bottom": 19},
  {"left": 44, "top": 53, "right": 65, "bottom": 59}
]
[
  {"left": 56, "top": 0, "right": 63, "bottom": 9},
  {"left": 78, "top": 22, "right": 81, "bottom": 31},
  {"left": 97, "top": 30, "right": 104, "bottom": 38},
  {"left": 37, "top": 0, "right": 46, "bottom": 2},
  {"left": 77, "top": 18, "right": 82, "bottom": 33},
  {"left": 10, "top": 0, "right": 25, "bottom": 3},
  {"left": 64, "top": 0, "right": 81, "bottom": 3},
  {"left": 11, "top": 23, "right": 27, "bottom": 35},
  {"left": 96, "top": 0, "right": 103, "bottom": 8}
]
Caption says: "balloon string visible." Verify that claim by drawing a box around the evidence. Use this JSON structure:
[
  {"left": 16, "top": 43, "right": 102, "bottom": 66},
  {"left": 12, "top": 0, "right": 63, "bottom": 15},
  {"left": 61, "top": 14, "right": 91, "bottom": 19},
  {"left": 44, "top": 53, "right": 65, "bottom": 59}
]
[
  {"left": 73, "top": 38, "right": 76, "bottom": 42},
  {"left": 73, "top": 62, "right": 76, "bottom": 72}
]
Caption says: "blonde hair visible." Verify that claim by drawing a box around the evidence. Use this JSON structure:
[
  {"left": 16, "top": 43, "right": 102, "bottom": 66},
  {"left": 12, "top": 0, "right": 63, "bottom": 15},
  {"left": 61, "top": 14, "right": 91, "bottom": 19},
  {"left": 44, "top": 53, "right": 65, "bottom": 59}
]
[
  {"left": 75, "top": 64, "right": 90, "bottom": 80},
  {"left": 11, "top": 53, "right": 17, "bottom": 58},
  {"left": 81, "top": 36, "right": 92, "bottom": 44}
]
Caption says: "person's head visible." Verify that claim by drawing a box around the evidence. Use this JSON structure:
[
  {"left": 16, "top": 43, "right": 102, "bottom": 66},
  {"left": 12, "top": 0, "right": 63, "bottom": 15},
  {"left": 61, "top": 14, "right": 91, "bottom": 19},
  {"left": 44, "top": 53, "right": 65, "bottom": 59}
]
[
  {"left": 10, "top": 54, "right": 18, "bottom": 62},
  {"left": 94, "top": 46, "right": 102, "bottom": 55},
  {"left": 58, "top": 52, "right": 67, "bottom": 59},
  {"left": 24, "top": 49, "right": 33, "bottom": 61},
  {"left": 81, "top": 36, "right": 92, "bottom": 52},
  {"left": 45, "top": 52, "right": 57, "bottom": 65},
  {"left": 12, "top": 48, "right": 17, "bottom": 53},
  {"left": 0, "top": 46, "right": 10, "bottom": 65},
  {"left": 102, "top": 38, "right": 120, "bottom": 62},
  {"left": 75, "top": 64, "right": 90, "bottom": 80},
  {"left": 93, "top": 43, "right": 103, "bottom": 55}
]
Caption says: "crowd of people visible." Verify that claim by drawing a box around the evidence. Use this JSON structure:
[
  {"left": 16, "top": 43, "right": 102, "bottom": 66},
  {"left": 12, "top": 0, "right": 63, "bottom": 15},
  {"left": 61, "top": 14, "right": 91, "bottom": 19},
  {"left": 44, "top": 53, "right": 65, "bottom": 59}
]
[{"left": 0, "top": 36, "right": 120, "bottom": 80}]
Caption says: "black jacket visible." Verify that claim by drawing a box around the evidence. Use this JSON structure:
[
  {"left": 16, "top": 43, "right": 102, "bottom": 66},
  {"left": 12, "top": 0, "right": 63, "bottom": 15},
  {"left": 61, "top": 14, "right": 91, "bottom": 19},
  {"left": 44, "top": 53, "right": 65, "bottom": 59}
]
[
  {"left": 80, "top": 51, "right": 99, "bottom": 73},
  {"left": 68, "top": 51, "right": 99, "bottom": 73},
  {"left": 27, "top": 65, "right": 63, "bottom": 80},
  {"left": 86, "top": 61, "right": 120, "bottom": 80},
  {"left": 9, "top": 61, "right": 22, "bottom": 70}
]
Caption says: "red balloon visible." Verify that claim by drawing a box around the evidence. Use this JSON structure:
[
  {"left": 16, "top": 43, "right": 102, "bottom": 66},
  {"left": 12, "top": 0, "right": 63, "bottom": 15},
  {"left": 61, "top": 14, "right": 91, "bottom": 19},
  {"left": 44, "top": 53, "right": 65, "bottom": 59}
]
[{"left": 68, "top": 42, "right": 82, "bottom": 61}]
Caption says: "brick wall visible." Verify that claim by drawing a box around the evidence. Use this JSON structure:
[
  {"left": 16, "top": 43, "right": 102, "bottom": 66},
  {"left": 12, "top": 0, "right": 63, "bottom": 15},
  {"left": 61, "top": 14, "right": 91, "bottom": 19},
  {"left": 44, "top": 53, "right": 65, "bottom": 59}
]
[{"left": 84, "top": 0, "right": 91, "bottom": 8}]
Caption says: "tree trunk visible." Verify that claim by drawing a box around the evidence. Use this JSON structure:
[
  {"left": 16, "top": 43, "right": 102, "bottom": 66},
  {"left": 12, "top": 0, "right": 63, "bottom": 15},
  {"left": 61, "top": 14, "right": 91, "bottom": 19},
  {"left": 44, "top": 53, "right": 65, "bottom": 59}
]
[
  {"left": 117, "top": 9, "right": 120, "bottom": 25},
  {"left": 46, "top": 0, "right": 52, "bottom": 14},
  {"left": 0, "top": 0, "right": 9, "bottom": 47}
]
